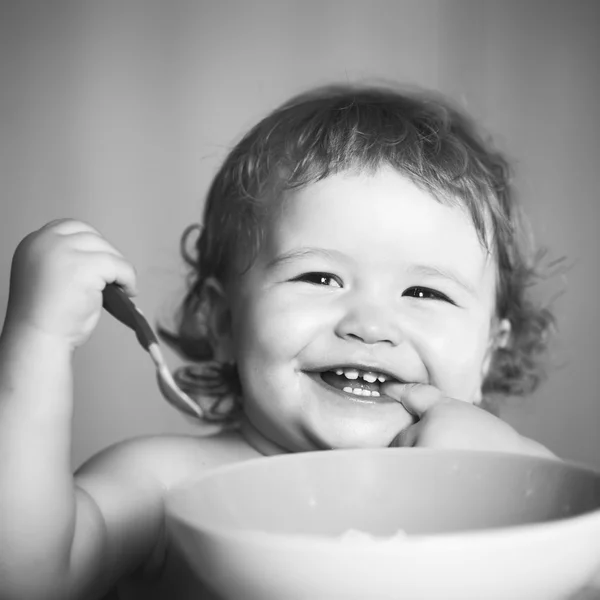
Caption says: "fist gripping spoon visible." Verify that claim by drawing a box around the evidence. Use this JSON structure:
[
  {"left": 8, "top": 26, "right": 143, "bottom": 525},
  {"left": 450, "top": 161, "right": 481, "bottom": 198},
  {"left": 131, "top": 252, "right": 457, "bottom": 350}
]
[{"left": 101, "top": 283, "right": 204, "bottom": 419}]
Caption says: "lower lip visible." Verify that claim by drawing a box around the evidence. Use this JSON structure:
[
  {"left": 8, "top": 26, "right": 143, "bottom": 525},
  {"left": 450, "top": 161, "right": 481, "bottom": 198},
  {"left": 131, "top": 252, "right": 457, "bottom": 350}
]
[{"left": 305, "top": 372, "right": 396, "bottom": 405}]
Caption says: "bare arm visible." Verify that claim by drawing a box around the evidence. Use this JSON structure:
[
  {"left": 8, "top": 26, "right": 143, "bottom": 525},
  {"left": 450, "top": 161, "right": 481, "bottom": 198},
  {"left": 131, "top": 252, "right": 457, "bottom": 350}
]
[
  {"left": 0, "top": 323, "right": 78, "bottom": 598},
  {"left": 0, "top": 323, "right": 166, "bottom": 599},
  {"left": 0, "top": 220, "right": 162, "bottom": 600}
]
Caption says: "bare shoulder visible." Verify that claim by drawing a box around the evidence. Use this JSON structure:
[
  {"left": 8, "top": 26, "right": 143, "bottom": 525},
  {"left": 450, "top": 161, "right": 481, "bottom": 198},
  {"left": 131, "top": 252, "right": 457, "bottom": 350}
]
[
  {"left": 65, "top": 433, "right": 260, "bottom": 596},
  {"left": 75, "top": 430, "right": 261, "bottom": 491}
]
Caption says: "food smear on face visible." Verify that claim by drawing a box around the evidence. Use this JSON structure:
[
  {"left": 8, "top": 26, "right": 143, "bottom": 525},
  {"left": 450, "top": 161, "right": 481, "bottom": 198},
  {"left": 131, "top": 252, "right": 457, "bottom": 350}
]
[{"left": 338, "top": 528, "right": 409, "bottom": 544}]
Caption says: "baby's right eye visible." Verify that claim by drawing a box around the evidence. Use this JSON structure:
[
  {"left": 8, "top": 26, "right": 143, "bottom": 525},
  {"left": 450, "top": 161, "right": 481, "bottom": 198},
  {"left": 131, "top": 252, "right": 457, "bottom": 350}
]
[{"left": 293, "top": 272, "right": 343, "bottom": 288}]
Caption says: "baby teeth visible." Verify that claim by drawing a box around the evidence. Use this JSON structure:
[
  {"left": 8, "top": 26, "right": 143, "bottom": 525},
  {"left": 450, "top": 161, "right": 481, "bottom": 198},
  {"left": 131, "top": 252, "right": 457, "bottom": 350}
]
[
  {"left": 342, "top": 387, "right": 380, "bottom": 398},
  {"left": 333, "top": 367, "right": 391, "bottom": 383}
]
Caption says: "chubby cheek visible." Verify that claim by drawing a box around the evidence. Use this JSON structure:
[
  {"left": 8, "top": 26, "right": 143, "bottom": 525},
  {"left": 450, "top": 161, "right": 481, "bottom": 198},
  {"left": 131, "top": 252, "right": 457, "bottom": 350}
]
[
  {"left": 420, "top": 318, "right": 492, "bottom": 403},
  {"left": 229, "top": 291, "right": 327, "bottom": 446},
  {"left": 229, "top": 290, "right": 322, "bottom": 394}
]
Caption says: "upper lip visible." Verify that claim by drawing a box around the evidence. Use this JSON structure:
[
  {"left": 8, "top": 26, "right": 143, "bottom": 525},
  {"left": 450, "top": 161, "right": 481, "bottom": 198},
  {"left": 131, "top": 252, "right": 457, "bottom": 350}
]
[{"left": 306, "top": 363, "right": 405, "bottom": 384}]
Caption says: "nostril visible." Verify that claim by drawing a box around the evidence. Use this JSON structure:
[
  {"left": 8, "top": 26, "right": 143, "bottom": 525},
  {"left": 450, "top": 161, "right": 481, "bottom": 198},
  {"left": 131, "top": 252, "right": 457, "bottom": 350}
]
[{"left": 347, "top": 333, "right": 365, "bottom": 342}]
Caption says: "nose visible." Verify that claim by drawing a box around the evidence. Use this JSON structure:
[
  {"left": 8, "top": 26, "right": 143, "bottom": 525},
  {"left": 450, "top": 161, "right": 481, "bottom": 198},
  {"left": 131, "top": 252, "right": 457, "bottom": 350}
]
[{"left": 335, "top": 299, "right": 403, "bottom": 346}]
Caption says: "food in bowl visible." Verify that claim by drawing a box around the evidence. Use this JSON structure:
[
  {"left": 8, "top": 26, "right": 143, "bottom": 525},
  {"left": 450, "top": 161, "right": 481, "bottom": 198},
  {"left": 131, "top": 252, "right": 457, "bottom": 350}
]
[{"left": 339, "top": 528, "right": 409, "bottom": 544}]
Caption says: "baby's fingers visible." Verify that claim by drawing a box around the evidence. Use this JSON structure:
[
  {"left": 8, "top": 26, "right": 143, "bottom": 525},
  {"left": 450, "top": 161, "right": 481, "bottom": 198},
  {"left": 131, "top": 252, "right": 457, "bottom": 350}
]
[
  {"left": 66, "top": 233, "right": 138, "bottom": 296},
  {"left": 382, "top": 382, "right": 447, "bottom": 418},
  {"left": 37, "top": 221, "right": 138, "bottom": 296},
  {"left": 81, "top": 251, "right": 138, "bottom": 297}
]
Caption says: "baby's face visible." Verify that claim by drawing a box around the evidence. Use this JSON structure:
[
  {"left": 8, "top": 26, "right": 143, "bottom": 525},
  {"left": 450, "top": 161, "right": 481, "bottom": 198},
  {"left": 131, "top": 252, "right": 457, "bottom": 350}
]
[{"left": 226, "top": 166, "right": 500, "bottom": 451}]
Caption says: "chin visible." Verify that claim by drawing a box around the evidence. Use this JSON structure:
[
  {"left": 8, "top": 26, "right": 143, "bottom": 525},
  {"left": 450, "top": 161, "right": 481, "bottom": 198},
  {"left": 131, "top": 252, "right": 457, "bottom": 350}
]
[
  {"left": 302, "top": 421, "right": 408, "bottom": 450},
  {"left": 298, "top": 400, "right": 416, "bottom": 450}
]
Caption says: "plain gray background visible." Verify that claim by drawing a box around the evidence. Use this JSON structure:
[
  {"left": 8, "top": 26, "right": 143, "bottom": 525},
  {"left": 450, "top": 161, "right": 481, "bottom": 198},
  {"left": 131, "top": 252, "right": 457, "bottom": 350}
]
[{"left": 1, "top": 0, "right": 599, "bottom": 469}]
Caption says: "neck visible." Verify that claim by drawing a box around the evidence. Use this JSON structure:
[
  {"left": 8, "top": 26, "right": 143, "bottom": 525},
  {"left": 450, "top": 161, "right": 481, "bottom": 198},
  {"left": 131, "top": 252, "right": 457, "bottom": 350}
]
[{"left": 239, "top": 415, "right": 290, "bottom": 456}]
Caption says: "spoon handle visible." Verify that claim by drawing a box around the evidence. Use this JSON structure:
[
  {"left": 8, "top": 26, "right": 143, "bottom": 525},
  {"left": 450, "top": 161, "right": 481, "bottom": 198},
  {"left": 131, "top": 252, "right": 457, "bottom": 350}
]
[{"left": 101, "top": 283, "right": 158, "bottom": 352}]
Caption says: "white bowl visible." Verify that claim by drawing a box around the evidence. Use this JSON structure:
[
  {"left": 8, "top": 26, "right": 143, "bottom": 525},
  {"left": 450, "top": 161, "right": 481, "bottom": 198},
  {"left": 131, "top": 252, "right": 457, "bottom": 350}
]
[{"left": 166, "top": 448, "right": 600, "bottom": 600}]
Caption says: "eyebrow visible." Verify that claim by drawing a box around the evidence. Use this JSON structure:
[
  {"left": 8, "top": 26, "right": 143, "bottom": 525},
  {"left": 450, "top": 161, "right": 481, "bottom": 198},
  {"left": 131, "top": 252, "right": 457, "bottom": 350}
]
[
  {"left": 265, "top": 247, "right": 344, "bottom": 270},
  {"left": 408, "top": 264, "right": 477, "bottom": 296}
]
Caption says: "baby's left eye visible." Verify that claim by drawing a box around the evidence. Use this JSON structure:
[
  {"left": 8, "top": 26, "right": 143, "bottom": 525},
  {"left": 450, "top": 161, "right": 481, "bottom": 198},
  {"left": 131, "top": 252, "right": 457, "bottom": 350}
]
[
  {"left": 403, "top": 287, "right": 454, "bottom": 303},
  {"left": 293, "top": 272, "right": 343, "bottom": 287}
]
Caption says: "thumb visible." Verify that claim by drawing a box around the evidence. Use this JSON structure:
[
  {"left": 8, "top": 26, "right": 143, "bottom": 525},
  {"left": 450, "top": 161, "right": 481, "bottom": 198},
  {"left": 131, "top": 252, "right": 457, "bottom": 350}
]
[{"left": 381, "top": 382, "right": 445, "bottom": 418}]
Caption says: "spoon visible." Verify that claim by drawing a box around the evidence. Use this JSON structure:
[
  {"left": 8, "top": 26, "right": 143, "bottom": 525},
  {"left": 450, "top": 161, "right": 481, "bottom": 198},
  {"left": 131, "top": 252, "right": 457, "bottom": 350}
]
[{"left": 101, "top": 283, "right": 204, "bottom": 419}]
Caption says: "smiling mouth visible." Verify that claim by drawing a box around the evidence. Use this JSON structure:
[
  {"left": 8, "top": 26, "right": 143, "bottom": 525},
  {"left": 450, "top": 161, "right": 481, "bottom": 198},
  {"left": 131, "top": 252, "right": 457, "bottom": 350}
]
[{"left": 318, "top": 367, "right": 398, "bottom": 399}]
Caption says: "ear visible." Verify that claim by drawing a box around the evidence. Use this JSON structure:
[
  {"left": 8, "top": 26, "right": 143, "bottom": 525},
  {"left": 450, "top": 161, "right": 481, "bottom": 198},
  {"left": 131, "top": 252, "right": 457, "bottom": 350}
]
[
  {"left": 494, "top": 318, "right": 512, "bottom": 350},
  {"left": 202, "top": 276, "right": 235, "bottom": 362},
  {"left": 483, "top": 318, "right": 511, "bottom": 375},
  {"left": 475, "top": 318, "right": 511, "bottom": 405}
]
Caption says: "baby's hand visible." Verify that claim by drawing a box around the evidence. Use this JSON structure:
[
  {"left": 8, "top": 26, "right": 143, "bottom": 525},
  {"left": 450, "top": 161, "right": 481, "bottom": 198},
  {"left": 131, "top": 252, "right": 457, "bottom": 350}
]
[
  {"left": 5, "top": 219, "right": 137, "bottom": 350},
  {"left": 383, "top": 382, "right": 552, "bottom": 457}
]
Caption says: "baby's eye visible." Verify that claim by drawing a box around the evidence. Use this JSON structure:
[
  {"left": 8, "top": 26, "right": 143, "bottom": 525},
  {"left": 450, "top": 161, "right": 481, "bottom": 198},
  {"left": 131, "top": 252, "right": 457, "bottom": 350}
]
[
  {"left": 293, "top": 272, "right": 343, "bottom": 288},
  {"left": 403, "top": 286, "right": 454, "bottom": 304}
]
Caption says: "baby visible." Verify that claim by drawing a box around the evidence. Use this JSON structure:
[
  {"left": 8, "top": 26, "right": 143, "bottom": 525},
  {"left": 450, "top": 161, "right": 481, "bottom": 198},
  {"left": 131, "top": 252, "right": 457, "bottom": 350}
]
[{"left": 0, "top": 84, "right": 556, "bottom": 600}]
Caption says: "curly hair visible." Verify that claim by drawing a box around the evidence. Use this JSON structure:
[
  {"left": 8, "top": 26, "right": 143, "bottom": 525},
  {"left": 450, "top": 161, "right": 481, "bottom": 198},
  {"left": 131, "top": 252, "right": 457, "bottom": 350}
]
[{"left": 158, "top": 83, "right": 556, "bottom": 423}]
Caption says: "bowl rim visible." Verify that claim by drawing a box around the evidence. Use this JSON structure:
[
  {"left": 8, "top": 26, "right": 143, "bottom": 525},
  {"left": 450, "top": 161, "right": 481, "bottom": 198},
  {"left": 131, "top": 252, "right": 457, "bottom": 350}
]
[{"left": 165, "top": 447, "right": 600, "bottom": 545}]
